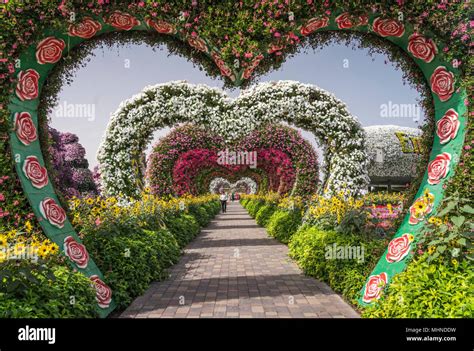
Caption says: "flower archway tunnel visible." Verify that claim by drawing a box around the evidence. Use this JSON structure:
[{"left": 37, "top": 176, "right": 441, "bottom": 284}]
[{"left": 2, "top": 1, "right": 469, "bottom": 317}]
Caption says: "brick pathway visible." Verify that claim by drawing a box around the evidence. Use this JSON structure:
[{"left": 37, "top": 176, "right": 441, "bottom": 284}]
[{"left": 120, "top": 202, "right": 359, "bottom": 318}]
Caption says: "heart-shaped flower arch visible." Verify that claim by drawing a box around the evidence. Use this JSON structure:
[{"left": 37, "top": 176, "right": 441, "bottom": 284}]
[
  {"left": 210, "top": 177, "right": 258, "bottom": 195},
  {"left": 6, "top": 9, "right": 467, "bottom": 316},
  {"left": 98, "top": 80, "right": 368, "bottom": 198}
]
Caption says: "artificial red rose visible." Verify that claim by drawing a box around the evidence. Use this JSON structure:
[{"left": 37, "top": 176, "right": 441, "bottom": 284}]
[
  {"left": 268, "top": 43, "right": 285, "bottom": 54},
  {"left": 68, "top": 17, "right": 102, "bottom": 39},
  {"left": 23, "top": 156, "right": 48, "bottom": 189},
  {"left": 372, "top": 17, "right": 405, "bottom": 37},
  {"left": 242, "top": 54, "right": 264, "bottom": 79},
  {"left": 427, "top": 152, "right": 451, "bottom": 185},
  {"left": 335, "top": 13, "right": 354, "bottom": 29},
  {"left": 385, "top": 233, "right": 414, "bottom": 263},
  {"left": 36, "top": 37, "right": 66, "bottom": 64},
  {"left": 362, "top": 272, "right": 387, "bottom": 303},
  {"left": 146, "top": 18, "right": 176, "bottom": 34},
  {"left": 39, "top": 197, "right": 66, "bottom": 228},
  {"left": 106, "top": 11, "right": 140, "bottom": 31},
  {"left": 300, "top": 17, "right": 329, "bottom": 36},
  {"left": 211, "top": 52, "right": 235, "bottom": 81},
  {"left": 187, "top": 36, "right": 208, "bottom": 52},
  {"left": 14, "top": 112, "right": 37, "bottom": 145},
  {"left": 430, "top": 66, "right": 455, "bottom": 102},
  {"left": 358, "top": 15, "right": 369, "bottom": 26},
  {"left": 90, "top": 275, "right": 112, "bottom": 308},
  {"left": 16, "top": 69, "right": 40, "bottom": 101},
  {"left": 407, "top": 33, "right": 437, "bottom": 63},
  {"left": 436, "top": 109, "right": 460, "bottom": 144},
  {"left": 64, "top": 236, "right": 89, "bottom": 269}
]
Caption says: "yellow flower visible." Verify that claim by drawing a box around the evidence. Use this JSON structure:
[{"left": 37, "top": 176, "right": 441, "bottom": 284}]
[
  {"left": 451, "top": 259, "right": 458, "bottom": 266},
  {"left": 85, "top": 198, "right": 94, "bottom": 205},
  {"left": 38, "top": 245, "right": 49, "bottom": 259},
  {"left": 428, "top": 246, "right": 436, "bottom": 254},
  {"left": 0, "top": 234, "right": 7, "bottom": 247},
  {"left": 49, "top": 243, "right": 59, "bottom": 255},
  {"left": 24, "top": 220, "right": 33, "bottom": 233}
]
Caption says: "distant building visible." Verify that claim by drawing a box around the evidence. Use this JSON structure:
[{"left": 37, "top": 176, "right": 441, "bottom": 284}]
[{"left": 364, "top": 125, "right": 424, "bottom": 192}]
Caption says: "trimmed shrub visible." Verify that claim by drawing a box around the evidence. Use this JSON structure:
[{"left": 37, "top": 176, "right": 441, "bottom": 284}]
[
  {"left": 188, "top": 204, "right": 212, "bottom": 226},
  {"left": 255, "top": 205, "right": 277, "bottom": 227},
  {"left": 83, "top": 227, "right": 180, "bottom": 309},
  {"left": 0, "top": 261, "right": 98, "bottom": 318},
  {"left": 362, "top": 257, "right": 473, "bottom": 318},
  {"left": 267, "top": 210, "right": 302, "bottom": 243},
  {"left": 247, "top": 200, "right": 264, "bottom": 218},
  {"left": 164, "top": 213, "right": 200, "bottom": 248},
  {"left": 289, "top": 225, "right": 388, "bottom": 304}
]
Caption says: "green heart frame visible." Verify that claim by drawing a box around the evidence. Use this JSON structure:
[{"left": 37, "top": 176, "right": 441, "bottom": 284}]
[{"left": 6, "top": 10, "right": 467, "bottom": 316}]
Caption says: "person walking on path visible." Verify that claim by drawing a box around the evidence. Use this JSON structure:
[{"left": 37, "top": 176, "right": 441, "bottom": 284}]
[
  {"left": 231, "top": 192, "right": 235, "bottom": 202},
  {"left": 219, "top": 192, "right": 228, "bottom": 213}
]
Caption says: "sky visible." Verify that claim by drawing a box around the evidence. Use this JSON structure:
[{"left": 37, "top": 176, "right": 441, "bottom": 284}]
[{"left": 49, "top": 40, "right": 424, "bottom": 169}]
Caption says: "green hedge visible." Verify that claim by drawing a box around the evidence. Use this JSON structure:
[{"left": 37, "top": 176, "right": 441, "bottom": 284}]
[
  {"left": 362, "top": 257, "right": 473, "bottom": 318},
  {"left": 83, "top": 227, "right": 180, "bottom": 309},
  {"left": 266, "top": 210, "right": 302, "bottom": 244},
  {"left": 255, "top": 205, "right": 277, "bottom": 227},
  {"left": 289, "top": 225, "right": 387, "bottom": 304},
  {"left": 164, "top": 213, "right": 200, "bottom": 248},
  {"left": 0, "top": 261, "right": 98, "bottom": 318},
  {"left": 247, "top": 200, "right": 264, "bottom": 218}
]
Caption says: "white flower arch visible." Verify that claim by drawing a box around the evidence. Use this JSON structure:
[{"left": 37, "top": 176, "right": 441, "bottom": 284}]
[
  {"left": 209, "top": 177, "right": 258, "bottom": 195},
  {"left": 97, "top": 80, "right": 368, "bottom": 197}
]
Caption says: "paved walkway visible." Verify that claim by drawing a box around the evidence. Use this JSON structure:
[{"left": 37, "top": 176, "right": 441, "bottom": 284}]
[{"left": 120, "top": 202, "right": 359, "bottom": 318}]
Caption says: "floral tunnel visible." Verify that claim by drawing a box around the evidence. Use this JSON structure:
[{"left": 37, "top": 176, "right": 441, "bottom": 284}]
[
  {"left": 145, "top": 123, "right": 320, "bottom": 197},
  {"left": 2, "top": 1, "right": 469, "bottom": 318}
]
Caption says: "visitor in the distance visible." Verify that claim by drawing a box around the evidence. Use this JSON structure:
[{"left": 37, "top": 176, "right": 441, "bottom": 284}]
[{"left": 220, "top": 191, "right": 228, "bottom": 213}]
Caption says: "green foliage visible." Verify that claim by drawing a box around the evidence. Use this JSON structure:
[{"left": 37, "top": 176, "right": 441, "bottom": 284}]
[
  {"left": 0, "top": 261, "right": 98, "bottom": 318},
  {"left": 247, "top": 200, "right": 265, "bottom": 218},
  {"left": 289, "top": 225, "right": 387, "bottom": 304},
  {"left": 164, "top": 213, "right": 200, "bottom": 248},
  {"left": 82, "top": 227, "right": 180, "bottom": 309},
  {"left": 255, "top": 205, "right": 277, "bottom": 227},
  {"left": 418, "top": 192, "right": 473, "bottom": 263},
  {"left": 363, "top": 256, "right": 473, "bottom": 318},
  {"left": 336, "top": 209, "right": 368, "bottom": 236},
  {"left": 267, "top": 209, "right": 302, "bottom": 244},
  {"left": 188, "top": 204, "right": 212, "bottom": 227}
]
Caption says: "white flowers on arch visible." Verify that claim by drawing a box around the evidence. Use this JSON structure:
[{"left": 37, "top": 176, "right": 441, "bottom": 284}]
[
  {"left": 209, "top": 177, "right": 258, "bottom": 195},
  {"left": 97, "top": 80, "right": 368, "bottom": 197}
]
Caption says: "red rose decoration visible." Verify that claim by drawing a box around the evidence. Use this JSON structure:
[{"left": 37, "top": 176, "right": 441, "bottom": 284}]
[
  {"left": 335, "top": 13, "right": 355, "bottom": 29},
  {"left": 187, "top": 36, "right": 208, "bottom": 53},
  {"left": 211, "top": 52, "right": 235, "bottom": 81},
  {"left": 64, "top": 236, "right": 89, "bottom": 269},
  {"left": 358, "top": 15, "right": 369, "bottom": 26},
  {"left": 436, "top": 109, "right": 460, "bottom": 144},
  {"left": 16, "top": 69, "right": 40, "bottom": 101},
  {"left": 14, "top": 112, "right": 37, "bottom": 145},
  {"left": 39, "top": 197, "right": 66, "bottom": 228},
  {"left": 36, "top": 37, "right": 65, "bottom": 64},
  {"left": 300, "top": 17, "right": 329, "bottom": 36},
  {"left": 362, "top": 272, "right": 388, "bottom": 303},
  {"left": 90, "top": 275, "right": 112, "bottom": 309},
  {"left": 407, "top": 33, "right": 438, "bottom": 63},
  {"left": 242, "top": 54, "right": 264, "bottom": 80},
  {"left": 427, "top": 152, "right": 451, "bottom": 185},
  {"left": 23, "top": 156, "right": 48, "bottom": 189},
  {"left": 372, "top": 17, "right": 405, "bottom": 37},
  {"left": 68, "top": 17, "right": 102, "bottom": 39},
  {"left": 106, "top": 11, "right": 140, "bottom": 31},
  {"left": 268, "top": 43, "right": 285, "bottom": 54},
  {"left": 386, "top": 233, "right": 414, "bottom": 263},
  {"left": 430, "top": 66, "right": 455, "bottom": 102},
  {"left": 146, "top": 18, "right": 176, "bottom": 34}
]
